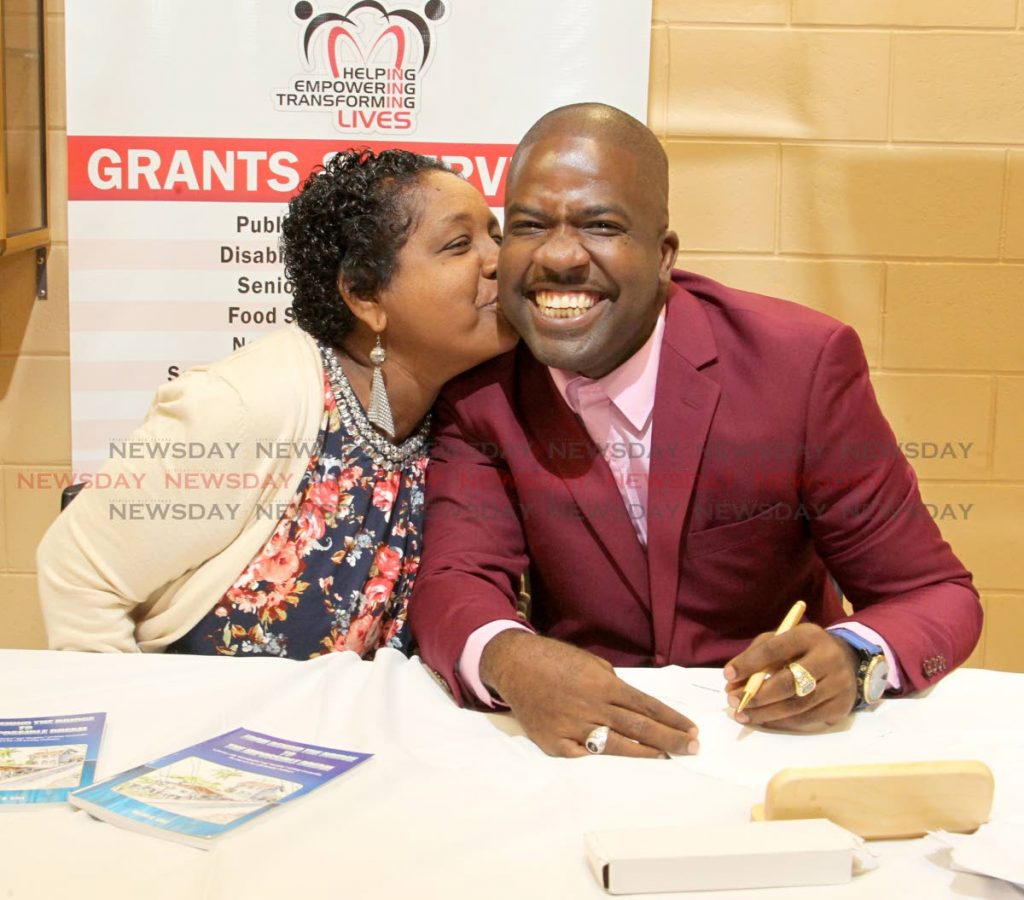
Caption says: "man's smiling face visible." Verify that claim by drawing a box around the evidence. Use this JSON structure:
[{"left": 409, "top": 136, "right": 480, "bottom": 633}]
[{"left": 498, "top": 133, "right": 678, "bottom": 378}]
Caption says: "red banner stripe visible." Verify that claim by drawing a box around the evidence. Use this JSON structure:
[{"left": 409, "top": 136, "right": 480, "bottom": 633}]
[{"left": 67, "top": 136, "right": 516, "bottom": 204}]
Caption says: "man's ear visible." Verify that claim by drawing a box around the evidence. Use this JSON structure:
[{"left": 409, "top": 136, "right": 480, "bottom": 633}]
[
  {"left": 659, "top": 230, "right": 680, "bottom": 283},
  {"left": 338, "top": 278, "right": 387, "bottom": 334}
]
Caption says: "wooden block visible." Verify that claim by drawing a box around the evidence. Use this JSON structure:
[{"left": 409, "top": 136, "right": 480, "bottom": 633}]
[{"left": 752, "top": 760, "right": 994, "bottom": 840}]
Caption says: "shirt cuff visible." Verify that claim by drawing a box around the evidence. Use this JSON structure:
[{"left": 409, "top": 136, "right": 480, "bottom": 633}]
[
  {"left": 827, "top": 622, "right": 902, "bottom": 691},
  {"left": 457, "top": 619, "right": 533, "bottom": 708}
]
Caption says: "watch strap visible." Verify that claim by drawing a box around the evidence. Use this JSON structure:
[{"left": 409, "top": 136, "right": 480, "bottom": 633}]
[
  {"left": 831, "top": 627, "right": 886, "bottom": 709},
  {"left": 830, "top": 627, "right": 882, "bottom": 657}
]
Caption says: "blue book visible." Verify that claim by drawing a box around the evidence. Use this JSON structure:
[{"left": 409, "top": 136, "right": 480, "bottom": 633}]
[
  {"left": 68, "top": 728, "right": 372, "bottom": 848},
  {"left": 0, "top": 713, "right": 106, "bottom": 805}
]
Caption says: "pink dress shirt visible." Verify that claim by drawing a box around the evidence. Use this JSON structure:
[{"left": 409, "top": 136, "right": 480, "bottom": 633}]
[{"left": 456, "top": 311, "right": 900, "bottom": 705}]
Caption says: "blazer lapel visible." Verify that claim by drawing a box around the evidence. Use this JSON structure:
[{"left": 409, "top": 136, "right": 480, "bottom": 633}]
[
  {"left": 647, "top": 287, "right": 721, "bottom": 664},
  {"left": 517, "top": 350, "right": 649, "bottom": 606}
]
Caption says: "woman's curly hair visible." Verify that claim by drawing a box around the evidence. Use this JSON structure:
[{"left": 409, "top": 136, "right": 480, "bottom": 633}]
[{"left": 281, "top": 148, "right": 452, "bottom": 346}]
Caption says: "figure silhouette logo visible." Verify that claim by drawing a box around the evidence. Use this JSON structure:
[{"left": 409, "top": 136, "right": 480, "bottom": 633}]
[{"left": 275, "top": 1, "right": 449, "bottom": 133}]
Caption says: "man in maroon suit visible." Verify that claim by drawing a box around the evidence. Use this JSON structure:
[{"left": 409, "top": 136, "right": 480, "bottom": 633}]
[{"left": 409, "top": 103, "right": 981, "bottom": 758}]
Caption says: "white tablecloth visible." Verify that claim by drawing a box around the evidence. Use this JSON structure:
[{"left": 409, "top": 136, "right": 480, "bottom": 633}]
[{"left": 0, "top": 649, "right": 1021, "bottom": 899}]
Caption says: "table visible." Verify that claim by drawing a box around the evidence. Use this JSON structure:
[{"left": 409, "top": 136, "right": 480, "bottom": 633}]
[{"left": 0, "top": 649, "right": 1020, "bottom": 899}]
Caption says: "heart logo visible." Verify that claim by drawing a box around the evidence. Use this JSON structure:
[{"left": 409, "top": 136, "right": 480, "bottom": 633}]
[
  {"left": 297, "top": 2, "right": 445, "bottom": 73},
  {"left": 326, "top": 23, "right": 406, "bottom": 76}
]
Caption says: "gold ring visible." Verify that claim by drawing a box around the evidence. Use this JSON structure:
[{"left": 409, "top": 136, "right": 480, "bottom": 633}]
[{"left": 788, "top": 662, "right": 817, "bottom": 698}]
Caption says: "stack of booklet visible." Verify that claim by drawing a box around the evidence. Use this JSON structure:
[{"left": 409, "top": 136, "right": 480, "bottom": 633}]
[
  {"left": 0, "top": 714, "right": 371, "bottom": 849},
  {"left": 0, "top": 713, "right": 105, "bottom": 805}
]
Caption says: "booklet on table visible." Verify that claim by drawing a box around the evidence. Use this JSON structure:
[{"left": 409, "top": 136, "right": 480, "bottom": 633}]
[
  {"left": 0, "top": 713, "right": 106, "bottom": 805},
  {"left": 69, "top": 728, "right": 372, "bottom": 849}
]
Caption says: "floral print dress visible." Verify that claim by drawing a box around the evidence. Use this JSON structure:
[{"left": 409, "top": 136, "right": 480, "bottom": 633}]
[{"left": 170, "top": 343, "right": 430, "bottom": 659}]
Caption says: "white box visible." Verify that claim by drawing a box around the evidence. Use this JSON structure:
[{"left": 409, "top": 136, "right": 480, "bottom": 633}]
[{"left": 585, "top": 819, "right": 859, "bottom": 894}]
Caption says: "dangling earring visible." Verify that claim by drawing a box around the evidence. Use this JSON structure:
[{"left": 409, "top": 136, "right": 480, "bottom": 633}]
[{"left": 367, "top": 334, "right": 396, "bottom": 439}]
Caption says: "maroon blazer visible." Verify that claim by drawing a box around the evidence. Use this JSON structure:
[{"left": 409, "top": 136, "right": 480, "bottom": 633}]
[{"left": 410, "top": 271, "right": 981, "bottom": 704}]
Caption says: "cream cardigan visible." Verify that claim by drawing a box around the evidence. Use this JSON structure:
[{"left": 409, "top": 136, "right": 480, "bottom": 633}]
[{"left": 38, "top": 326, "right": 325, "bottom": 652}]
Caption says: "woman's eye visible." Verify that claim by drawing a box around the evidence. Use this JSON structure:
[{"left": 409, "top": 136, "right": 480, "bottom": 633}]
[
  {"left": 443, "top": 237, "right": 470, "bottom": 252},
  {"left": 491, "top": 232, "right": 503, "bottom": 246}
]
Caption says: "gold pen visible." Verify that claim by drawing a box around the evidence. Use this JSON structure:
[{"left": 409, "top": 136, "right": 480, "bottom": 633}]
[{"left": 735, "top": 600, "right": 807, "bottom": 714}]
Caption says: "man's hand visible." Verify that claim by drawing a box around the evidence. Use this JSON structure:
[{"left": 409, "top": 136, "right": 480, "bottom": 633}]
[
  {"left": 723, "top": 623, "right": 859, "bottom": 732},
  {"left": 480, "top": 630, "right": 699, "bottom": 758}
]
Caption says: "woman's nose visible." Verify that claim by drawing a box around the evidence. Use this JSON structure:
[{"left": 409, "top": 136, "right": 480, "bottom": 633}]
[{"left": 481, "top": 241, "right": 499, "bottom": 278}]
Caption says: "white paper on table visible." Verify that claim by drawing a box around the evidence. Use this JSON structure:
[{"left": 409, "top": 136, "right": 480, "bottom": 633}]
[
  {"left": 617, "top": 667, "right": 1024, "bottom": 801},
  {"left": 931, "top": 821, "right": 1024, "bottom": 888},
  {"left": 617, "top": 666, "right": 876, "bottom": 789}
]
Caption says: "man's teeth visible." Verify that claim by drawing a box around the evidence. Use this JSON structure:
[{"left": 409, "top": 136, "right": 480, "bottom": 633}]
[{"left": 534, "top": 291, "right": 597, "bottom": 319}]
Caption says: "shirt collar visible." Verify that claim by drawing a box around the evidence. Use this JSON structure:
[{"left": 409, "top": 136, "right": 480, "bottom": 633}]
[{"left": 549, "top": 308, "right": 666, "bottom": 433}]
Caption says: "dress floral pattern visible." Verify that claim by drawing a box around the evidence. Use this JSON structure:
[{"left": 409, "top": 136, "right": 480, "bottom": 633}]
[{"left": 170, "top": 345, "right": 429, "bottom": 659}]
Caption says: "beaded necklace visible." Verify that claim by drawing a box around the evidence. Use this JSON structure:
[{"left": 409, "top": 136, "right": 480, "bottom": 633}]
[{"left": 317, "top": 341, "right": 431, "bottom": 471}]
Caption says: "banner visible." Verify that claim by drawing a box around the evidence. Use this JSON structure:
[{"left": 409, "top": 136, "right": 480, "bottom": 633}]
[{"left": 66, "top": 0, "right": 653, "bottom": 467}]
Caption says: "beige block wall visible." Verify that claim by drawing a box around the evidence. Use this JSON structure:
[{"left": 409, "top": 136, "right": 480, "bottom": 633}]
[
  {"left": 654, "top": 1, "right": 1024, "bottom": 671},
  {"left": 2, "top": 3, "right": 1022, "bottom": 671},
  {"left": 1, "top": 0, "right": 65, "bottom": 649}
]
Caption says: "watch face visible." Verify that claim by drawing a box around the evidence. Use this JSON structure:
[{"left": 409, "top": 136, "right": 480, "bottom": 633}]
[{"left": 864, "top": 656, "right": 889, "bottom": 704}]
